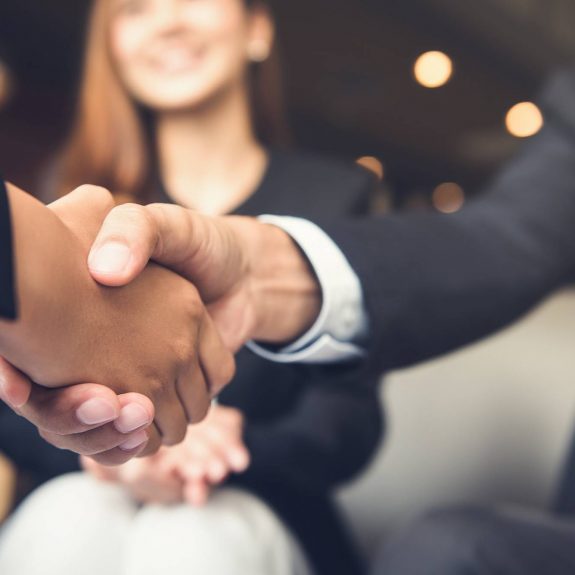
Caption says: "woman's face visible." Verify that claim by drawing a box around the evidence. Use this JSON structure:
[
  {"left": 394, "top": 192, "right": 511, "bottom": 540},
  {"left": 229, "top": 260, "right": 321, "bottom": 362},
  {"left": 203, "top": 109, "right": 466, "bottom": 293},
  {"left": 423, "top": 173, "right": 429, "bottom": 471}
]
[{"left": 109, "top": 0, "right": 269, "bottom": 111}]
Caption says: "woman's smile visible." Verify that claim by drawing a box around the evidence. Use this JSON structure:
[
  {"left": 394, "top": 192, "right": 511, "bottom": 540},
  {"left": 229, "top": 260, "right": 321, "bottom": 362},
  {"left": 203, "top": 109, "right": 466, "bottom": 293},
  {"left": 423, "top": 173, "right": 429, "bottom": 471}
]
[{"left": 145, "top": 44, "right": 207, "bottom": 75}]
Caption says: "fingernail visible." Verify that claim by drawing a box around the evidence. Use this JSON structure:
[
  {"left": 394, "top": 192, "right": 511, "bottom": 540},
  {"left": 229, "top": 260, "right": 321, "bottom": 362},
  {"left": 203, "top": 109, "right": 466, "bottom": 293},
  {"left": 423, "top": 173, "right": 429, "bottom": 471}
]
[
  {"left": 76, "top": 398, "right": 118, "bottom": 425},
  {"left": 89, "top": 242, "right": 131, "bottom": 275},
  {"left": 119, "top": 430, "right": 148, "bottom": 451},
  {"left": 115, "top": 404, "right": 152, "bottom": 433}
]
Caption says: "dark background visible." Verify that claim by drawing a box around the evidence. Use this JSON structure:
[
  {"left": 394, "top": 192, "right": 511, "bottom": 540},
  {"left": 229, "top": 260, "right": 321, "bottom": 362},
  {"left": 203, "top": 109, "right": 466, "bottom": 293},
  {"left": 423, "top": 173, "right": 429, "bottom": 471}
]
[{"left": 1, "top": 0, "right": 574, "bottom": 205}]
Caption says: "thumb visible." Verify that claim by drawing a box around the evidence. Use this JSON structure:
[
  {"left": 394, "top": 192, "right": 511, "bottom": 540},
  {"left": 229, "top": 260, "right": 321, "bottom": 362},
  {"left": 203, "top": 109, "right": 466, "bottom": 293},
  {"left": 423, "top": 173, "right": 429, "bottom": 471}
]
[
  {"left": 88, "top": 203, "right": 161, "bottom": 287},
  {"left": 88, "top": 202, "right": 219, "bottom": 289}
]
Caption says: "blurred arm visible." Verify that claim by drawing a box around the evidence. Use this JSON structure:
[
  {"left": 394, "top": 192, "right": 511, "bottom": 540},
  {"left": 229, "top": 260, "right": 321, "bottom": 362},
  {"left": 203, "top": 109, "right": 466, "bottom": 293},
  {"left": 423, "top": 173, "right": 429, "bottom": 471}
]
[{"left": 240, "top": 374, "right": 382, "bottom": 492}]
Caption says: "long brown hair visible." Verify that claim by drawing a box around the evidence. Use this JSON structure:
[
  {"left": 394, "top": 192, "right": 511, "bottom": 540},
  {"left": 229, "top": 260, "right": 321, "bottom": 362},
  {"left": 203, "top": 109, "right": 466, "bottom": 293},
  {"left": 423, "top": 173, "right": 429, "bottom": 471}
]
[{"left": 56, "top": 0, "right": 289, "bottom": 200}]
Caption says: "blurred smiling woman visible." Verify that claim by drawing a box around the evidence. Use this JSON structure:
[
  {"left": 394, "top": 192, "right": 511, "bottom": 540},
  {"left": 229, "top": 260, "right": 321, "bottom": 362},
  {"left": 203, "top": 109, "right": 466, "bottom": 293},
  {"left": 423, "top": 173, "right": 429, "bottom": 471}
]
[
  {"left": 0, "top": 1, "right": 381, "bottom": 575},
  {"left": 58, "top": 0, "right": 287, "bottom": 205}
]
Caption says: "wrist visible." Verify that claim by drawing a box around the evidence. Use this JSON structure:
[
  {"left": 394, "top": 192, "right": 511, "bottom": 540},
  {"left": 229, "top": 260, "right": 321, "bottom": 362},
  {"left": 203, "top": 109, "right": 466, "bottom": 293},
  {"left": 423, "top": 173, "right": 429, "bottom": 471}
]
[{"left": 230, "top": 218, "right": 321, "bottom": 344}]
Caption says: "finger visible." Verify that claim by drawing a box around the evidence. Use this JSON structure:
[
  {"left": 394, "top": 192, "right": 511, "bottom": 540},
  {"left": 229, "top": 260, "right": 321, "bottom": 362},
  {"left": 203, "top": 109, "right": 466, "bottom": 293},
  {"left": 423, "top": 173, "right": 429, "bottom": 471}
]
[
  {"left": 178, "top": 442, "right": 212, "bottom": 481},
  {"left": 154, "top": 385, "right": 188, "bottom": 447},
  {"left": 18, "top": 383, "right": 123, "bottom": 436},
  {"left": 118, "top": 394, "right": 160, "bottom": 456},
  {"left": 137, "top": 422, "right": 162, "bottom": 457},
  {"left": 39, "top": 425, "right": 149, "bottom": 457},
  {"left": 114, "top": 393, "right": 154, "bottom": 434},
  {"left": 205, "top": 456, "right": 229, "bottom": 484},
  {"left": 190, "top": 429, "right": 236, "bottom": 482},
  {"left": 86, "top": 440, "right": 149, "bottom": 467},
  {"left": 176, "top": 356, "right": 211, "bottom": 426},
  {"left": 41, "top": 396, "right": 149, "bottom": 458},
  {"left": 198, "top": 313, "right": 235, "bottom": 397},
  {"left": 184, "top": 479, "right": 210, "bottom": 507},
  {"left": 182, "top": 455, "right": 227, "bottom": 484},
  {"left": 0, "top": 358, "right": 32, "bottom": 409},
  {"left": 202, "top": 425, "right": 250, "bottom": 473}
]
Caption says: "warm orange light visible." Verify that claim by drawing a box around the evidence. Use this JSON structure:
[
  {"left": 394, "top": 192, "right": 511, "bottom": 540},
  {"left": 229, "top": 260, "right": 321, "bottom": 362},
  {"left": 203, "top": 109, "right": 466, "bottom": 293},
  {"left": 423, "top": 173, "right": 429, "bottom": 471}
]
[
  {"left": 414, "top": 51, "right": 453, "bottom": 89},
  {"left": 432, "top": 182, "right": 465, "bottom": 214},
  {"left": 505, "top": 102, "right": 543, "bottom": 138},
  {"left": 356, "top": 156, "right": 385, "bottom": 181}
]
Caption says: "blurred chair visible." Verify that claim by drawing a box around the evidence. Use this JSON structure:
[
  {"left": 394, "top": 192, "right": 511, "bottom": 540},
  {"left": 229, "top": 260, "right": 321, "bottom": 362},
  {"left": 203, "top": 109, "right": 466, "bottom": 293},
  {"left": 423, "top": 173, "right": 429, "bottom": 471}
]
[{"left": 339, "top": 289, "right": 575, "bottom": 561}]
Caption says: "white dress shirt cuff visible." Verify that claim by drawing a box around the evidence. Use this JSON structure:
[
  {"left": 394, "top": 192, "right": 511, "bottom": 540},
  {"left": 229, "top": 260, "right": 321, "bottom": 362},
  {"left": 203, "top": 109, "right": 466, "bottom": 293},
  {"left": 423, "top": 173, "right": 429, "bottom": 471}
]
[{"left": 246, "top": 216, "right": 368, "bottom": 364}]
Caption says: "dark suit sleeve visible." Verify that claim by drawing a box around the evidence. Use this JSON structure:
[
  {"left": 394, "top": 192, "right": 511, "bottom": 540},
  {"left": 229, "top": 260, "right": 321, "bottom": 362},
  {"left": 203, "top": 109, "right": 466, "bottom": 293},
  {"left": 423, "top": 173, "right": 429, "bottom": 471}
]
[
  {"left": 0, "top": 179, "right": 17, "bottom": 320},
  {"left": 320, "top": 69, "right": 575, "bottom": 375},
  {"left": 241, "top": 372, "right": 383, "bottom": 493}
]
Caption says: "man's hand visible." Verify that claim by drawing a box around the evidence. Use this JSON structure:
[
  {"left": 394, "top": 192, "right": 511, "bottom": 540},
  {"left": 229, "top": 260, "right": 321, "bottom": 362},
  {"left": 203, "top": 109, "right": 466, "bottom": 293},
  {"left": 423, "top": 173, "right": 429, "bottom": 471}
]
[
  {"left": 0, "top": 358, "right": 156, "bottom": 466},
  {"left": 0, "top": 185, "right": 235, "bottom": 461},
  {"left": 87, "top": 204, "right": 321, "bottom": 351},
  {"left": 82, "top": 405, "right": 250, "bottom": 506}
]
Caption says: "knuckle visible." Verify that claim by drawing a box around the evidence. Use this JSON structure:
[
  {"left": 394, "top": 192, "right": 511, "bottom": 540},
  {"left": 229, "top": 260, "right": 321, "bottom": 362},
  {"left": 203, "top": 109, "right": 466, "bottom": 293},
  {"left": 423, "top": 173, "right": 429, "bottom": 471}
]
[
  {"left": 181, "top": 287, "right": 203, "bottom": 322},
  {"left": 112, "top": 203, "right": 151, "bottom": 232},
  {"left": 146, "top": 377, "right": 167, "bottom": 403},
  {"left": 75, "top": 185, "right": 115, "bottom": 210},
  {"left": 171, "top": 337, "right": 194, "bottom": 368}
]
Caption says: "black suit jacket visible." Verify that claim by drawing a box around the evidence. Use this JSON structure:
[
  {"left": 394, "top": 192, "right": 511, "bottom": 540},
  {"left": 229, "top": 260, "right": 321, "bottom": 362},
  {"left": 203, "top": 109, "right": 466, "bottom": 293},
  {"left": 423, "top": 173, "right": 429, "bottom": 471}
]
[
  {"left": 322, "top": 68, "right": 575, "bottom": 377},
  {"left": 0, "top": 179, "right": 16, "bottom": 320}
]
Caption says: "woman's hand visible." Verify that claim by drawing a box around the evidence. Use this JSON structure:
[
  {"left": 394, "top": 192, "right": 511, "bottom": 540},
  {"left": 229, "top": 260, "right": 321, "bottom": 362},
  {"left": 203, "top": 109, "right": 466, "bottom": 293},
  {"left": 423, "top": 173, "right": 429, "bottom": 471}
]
[
  {"left": 82, "top": 449, "right": 184, "bottom": 505},
  {"left": 166, "top": 405, "right": 250, "bottom": 506},
  {"left": 82, "top": 405, "right": 250, "bottom": 506}
]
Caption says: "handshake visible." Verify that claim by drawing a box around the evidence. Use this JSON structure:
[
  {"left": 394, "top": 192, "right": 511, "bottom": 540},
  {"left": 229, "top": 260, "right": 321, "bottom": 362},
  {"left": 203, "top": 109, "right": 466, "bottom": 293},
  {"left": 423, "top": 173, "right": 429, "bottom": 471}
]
[{"left": 0, "top": 184, "right": 321, "bottom": 465}]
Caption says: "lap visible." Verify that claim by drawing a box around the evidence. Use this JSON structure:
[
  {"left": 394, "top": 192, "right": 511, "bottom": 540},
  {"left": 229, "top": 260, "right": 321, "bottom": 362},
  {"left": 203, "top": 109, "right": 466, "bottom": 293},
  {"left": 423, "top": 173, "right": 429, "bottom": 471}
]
[{"left": 0, "top": 473, "right": 312, "bottom": 575}]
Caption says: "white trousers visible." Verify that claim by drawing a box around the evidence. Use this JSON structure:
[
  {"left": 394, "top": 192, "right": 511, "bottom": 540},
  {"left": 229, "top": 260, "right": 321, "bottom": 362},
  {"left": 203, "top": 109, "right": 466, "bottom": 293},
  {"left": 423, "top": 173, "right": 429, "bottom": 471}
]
[{"left": 0, "top": 473, "right": 312, "bottom": 575}]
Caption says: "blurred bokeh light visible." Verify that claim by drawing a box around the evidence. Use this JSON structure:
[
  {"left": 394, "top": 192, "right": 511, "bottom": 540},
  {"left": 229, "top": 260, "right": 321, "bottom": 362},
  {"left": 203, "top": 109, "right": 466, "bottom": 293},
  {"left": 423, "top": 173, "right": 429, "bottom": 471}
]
[
  {"left": 413, "top": 51, "right": 453, "bottom": 89},
  {"left": 356, "top": 156, "right": 385, "bottom": 181},
  {"left": 432, "top": 182, "right": 465, "bottom": 214},
  {"left": 505, "top": 102, "right": 544, "bottom": 138}
]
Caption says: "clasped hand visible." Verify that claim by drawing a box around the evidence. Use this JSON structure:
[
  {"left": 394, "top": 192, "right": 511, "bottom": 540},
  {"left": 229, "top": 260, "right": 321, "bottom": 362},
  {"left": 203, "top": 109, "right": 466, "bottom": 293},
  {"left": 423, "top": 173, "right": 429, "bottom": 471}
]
[
  {"left": 0, "top": 185, "right": 237, "bottom": 465},
  {"left": 82, "top": 404, "right": 250, "bottom": 506}
]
